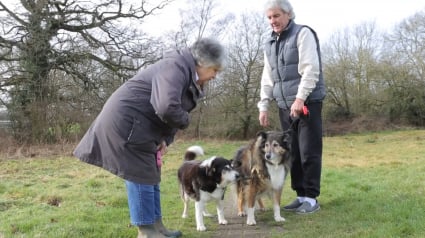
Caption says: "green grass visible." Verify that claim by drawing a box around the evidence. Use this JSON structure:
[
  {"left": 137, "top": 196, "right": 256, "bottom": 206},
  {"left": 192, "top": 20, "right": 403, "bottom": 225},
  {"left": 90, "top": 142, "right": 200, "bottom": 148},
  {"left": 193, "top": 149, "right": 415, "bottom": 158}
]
[{"left": 1, "top": 130, "right": 425, "bottom": 237}]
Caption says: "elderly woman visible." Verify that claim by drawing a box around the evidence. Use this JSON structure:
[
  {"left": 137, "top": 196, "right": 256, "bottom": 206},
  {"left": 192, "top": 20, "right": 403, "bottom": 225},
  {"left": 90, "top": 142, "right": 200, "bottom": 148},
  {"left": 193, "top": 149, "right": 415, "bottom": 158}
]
[{"left": 74, "top": 38, "right": 226, "bottom": 238}]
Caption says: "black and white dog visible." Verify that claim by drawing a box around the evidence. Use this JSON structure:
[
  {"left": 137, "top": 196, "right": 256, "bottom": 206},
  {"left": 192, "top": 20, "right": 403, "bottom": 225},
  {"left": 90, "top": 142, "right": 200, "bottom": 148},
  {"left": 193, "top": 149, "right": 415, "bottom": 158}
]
[{"left": 177, "top": 145, "right": 240, "bottom": 231}]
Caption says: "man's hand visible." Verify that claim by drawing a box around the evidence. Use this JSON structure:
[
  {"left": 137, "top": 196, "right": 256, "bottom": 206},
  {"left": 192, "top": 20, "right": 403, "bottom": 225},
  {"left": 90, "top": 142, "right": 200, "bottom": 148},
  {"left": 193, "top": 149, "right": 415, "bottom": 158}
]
[
  {"left": 259, "top": 111, "right": 269, "bottom": 127},
  {"left": 290, "top": 98, "right": 305, "bottom": 118}
]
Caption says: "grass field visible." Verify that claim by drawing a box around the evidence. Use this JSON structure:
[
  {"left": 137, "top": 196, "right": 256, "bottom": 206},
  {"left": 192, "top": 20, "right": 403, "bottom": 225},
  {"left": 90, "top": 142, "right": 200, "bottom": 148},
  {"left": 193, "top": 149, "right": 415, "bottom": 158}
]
[{"left": 1, "top": 129, "right": 425, "bottom": 237}]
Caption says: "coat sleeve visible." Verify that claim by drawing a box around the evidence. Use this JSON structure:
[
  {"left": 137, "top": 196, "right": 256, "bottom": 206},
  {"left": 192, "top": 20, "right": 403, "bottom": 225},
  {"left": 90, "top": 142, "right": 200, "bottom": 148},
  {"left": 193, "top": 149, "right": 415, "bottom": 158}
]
[
  {"left": 296, "top": 27, "right": 320, "bottom": 101},
  {"left": 150, "top": 60, "right": 190, "bottom": 129},
  {"left": 257, "top": 51, "right": 274, "bottom": 112}
]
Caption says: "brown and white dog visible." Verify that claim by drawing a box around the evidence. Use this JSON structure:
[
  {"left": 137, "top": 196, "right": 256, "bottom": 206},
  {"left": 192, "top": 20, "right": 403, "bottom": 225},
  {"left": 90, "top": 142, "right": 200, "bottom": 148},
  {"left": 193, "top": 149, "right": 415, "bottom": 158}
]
[
  {"left": 177, "top": 146, "right": 240, "bottom": 231},
  {"left": 232, "top": 131, "right": 292, "bottom": 225}
]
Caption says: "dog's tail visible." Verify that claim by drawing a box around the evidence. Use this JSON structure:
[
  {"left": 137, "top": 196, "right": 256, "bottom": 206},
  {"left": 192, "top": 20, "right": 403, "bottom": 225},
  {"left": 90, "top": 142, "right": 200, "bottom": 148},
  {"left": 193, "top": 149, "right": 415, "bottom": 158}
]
[
  {"left": 232, "top": 145, "right": 247, "bottom": 168},
  {"left": 184, "top": 145, "right": 204, "bottom": 161}
]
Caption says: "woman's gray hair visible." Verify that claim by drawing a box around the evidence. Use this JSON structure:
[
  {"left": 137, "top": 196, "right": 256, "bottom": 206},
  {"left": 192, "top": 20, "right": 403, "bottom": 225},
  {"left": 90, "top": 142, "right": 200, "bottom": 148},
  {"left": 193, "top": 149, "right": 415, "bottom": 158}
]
[
  {"left": 264, "top": 0, "right": 296, "bottom": 20},
  {"left": 190, "top": 38, "right": 226, "bottom": 70}
]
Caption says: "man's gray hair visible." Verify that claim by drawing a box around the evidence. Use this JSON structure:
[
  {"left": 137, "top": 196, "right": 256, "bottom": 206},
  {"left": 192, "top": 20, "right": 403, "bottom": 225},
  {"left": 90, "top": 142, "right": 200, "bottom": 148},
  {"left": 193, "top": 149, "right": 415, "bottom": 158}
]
[
  {"left": 264, "top": 0, "right": 296, "bottom": 20},
  {"left": 190, "top": 38, "right": 226, "bottom": 70}
]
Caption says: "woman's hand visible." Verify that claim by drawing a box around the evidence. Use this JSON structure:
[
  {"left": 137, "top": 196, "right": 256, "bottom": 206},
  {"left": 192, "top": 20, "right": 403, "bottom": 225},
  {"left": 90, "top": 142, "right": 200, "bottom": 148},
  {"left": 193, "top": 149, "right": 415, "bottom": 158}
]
[{"left": 158, "top": 141, "right": 168, "bottom": 155}]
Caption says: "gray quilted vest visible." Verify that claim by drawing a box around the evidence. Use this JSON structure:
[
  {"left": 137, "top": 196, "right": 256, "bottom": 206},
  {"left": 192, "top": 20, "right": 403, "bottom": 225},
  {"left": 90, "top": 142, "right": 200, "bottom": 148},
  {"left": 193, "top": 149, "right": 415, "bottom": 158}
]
[{"left": 265, "top": 21, "right": 326, "bottom": 109}]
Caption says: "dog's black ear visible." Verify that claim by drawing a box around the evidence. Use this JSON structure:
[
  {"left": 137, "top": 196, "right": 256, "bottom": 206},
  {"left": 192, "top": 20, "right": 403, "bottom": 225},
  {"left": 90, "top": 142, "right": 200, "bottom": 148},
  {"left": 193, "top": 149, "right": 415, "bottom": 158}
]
[
  {"left": 230, "top": 159, "right": 242, "bottom": 168},
  {"left": 256, "top": 131, "right": 268, "bottom": 140},
  {"left": 206, "top": 167, "right": 216, "bottom": 176},
  {"left": 282, "top": 130, "right": 292, "bottom": 151},
  {"left": 256, "top": 131, "right": 268, "bottom": 150}
]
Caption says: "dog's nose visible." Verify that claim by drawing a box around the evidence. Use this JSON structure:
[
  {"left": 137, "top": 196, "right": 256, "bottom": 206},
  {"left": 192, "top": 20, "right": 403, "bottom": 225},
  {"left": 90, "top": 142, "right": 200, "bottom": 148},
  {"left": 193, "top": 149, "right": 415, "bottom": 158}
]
[
  {"left": 235, "top": 173, "right": 240, "bottom": 179},
  {"left": 266, "top": 153, "right": 271, "bottom": 159}
]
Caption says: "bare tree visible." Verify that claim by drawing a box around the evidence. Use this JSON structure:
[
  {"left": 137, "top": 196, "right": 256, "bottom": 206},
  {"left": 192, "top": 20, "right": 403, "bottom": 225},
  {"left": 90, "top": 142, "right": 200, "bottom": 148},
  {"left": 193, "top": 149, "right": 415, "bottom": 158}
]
[
  {"left": 322, "top": 21, "right": 383, "bottom": 118},
  {"left": 165, "top": 0, "right": 234, "bottom": 49},
  {"left": 0, "top": 0, "right": 172, "bottom": 142},
  {"left": 217, "top": 11, "right": 271, "bottom": 138},
  {"left": 381, "top": 9, "right": 425, "bottom": 125},
  {"left": 163, "top": 0, "right": 234, "bottom": 138}
]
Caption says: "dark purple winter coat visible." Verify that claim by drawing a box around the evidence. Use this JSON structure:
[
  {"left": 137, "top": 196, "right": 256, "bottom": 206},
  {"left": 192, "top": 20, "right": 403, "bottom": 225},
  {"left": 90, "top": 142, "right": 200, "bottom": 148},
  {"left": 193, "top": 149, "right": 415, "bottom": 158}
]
[{"left": 73, "top": 49, "right": 203, "bottom": 184}]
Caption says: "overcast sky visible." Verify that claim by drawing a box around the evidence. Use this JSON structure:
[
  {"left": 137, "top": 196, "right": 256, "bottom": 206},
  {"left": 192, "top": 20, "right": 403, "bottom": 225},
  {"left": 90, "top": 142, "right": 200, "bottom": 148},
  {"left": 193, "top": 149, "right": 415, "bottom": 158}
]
[
  {"left": 146, "top": 0, "right": 425, "bottom": 41},
  {"left": 1, "top": 0, "right": 424, "bottom": 40}
]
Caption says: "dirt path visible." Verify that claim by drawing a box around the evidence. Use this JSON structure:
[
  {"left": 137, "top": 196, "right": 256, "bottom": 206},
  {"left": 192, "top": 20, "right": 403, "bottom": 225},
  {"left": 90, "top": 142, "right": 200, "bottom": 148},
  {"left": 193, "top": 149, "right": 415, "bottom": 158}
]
[{"left": 210, "top": 192, "right": 285, "bottom": 238}]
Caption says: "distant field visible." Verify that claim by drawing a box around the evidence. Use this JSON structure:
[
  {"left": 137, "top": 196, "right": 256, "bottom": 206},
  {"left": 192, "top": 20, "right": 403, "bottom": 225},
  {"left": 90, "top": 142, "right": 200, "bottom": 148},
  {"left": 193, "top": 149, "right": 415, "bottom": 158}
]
[{"left": 0, "top": 120, "right": 11, "bottom": 129}]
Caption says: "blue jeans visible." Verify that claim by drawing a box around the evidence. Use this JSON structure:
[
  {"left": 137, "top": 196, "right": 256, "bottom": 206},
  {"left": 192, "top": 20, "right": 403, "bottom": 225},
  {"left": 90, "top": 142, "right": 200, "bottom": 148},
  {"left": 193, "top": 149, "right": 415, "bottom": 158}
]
[{"left": 125, "top": 180, "right": 162, "bottom": 226}]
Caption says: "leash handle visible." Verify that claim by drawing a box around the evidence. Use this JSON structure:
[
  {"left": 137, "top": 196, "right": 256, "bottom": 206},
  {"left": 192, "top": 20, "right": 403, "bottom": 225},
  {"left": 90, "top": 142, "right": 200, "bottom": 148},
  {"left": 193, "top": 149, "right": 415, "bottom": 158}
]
[
  {"left": 287, "top": 106, "right": 307, "bottom": 132},
  {"left": 156, "top": 150, "right": 162, "bottom": 168},
  {"left": 302, "top": 105, "right": 309, "bottom": 116}
]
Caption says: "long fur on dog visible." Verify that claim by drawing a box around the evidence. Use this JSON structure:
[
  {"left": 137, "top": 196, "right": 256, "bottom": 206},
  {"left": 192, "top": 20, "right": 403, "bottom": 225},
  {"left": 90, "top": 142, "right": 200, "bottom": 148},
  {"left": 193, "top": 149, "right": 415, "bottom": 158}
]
[
  {"left": 177, "top": 145, "right": 240, "bottom": 231},
  {"left": 232, "top": 131, "right": 292, "bottom": 225}
]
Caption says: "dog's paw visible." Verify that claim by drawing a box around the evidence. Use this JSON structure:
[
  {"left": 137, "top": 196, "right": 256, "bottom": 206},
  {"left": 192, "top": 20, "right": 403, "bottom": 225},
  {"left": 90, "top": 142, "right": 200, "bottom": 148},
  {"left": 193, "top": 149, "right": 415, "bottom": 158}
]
[
  {"left": 197, "top": 225, "right": 207, "bottom": 231},
  {"left": 219, "top": 219, "right": 228, "bottom": 225},
  {"left": 237, "top": 211, "right": 246, "bottom": 217},
  {"left": 274, "top": 216, "right": 286, "bottom": 222},
  {"left": 246, "top": 220, "right": 256, "bottom": 226},
  {"left": 246, "top": 218, "right": 256, "bottom": 226}
]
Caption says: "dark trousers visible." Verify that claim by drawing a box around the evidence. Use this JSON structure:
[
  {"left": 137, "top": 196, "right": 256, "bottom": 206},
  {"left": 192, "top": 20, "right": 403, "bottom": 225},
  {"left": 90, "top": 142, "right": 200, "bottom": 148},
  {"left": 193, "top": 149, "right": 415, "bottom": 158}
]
[{"left": 279, "top": 102, "right": 323, "bottom": 198}]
